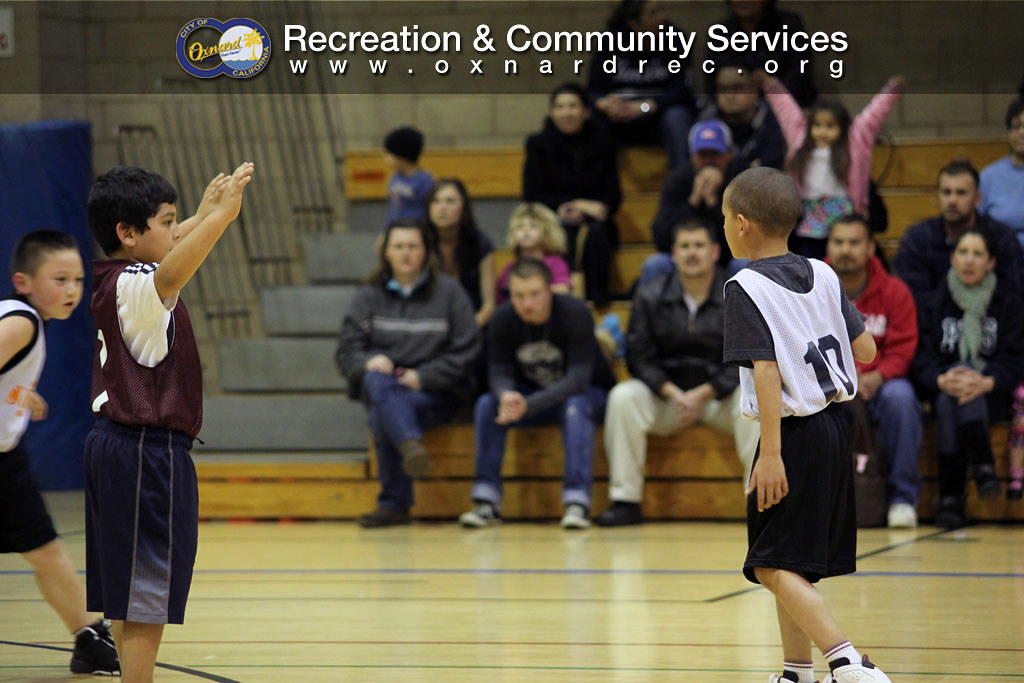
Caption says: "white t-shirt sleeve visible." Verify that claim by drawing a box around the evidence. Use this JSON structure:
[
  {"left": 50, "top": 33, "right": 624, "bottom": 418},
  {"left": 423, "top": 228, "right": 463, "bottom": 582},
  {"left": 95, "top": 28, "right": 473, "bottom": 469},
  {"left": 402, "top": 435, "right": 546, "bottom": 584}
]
[{"left": 115, "top": 264, "right": 179, "bottom": 367}]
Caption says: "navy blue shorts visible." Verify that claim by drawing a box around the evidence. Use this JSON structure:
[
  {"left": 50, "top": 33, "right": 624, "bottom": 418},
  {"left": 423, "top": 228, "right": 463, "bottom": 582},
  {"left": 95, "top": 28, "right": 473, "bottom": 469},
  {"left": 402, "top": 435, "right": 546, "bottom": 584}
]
[
  {"left": 84, "top": 418, "right": 198, "bottom": 624},
  {"left": 743, "top": 402, "right": 857, "bottom": 585},
  {"left": 0, "top": 442, "right": 58, "bottom": 554}
]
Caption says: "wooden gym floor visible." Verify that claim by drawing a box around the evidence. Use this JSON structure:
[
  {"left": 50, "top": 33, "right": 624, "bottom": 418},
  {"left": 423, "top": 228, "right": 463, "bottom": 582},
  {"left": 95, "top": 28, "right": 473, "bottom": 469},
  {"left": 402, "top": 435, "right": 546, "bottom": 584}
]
[{"left": 1, "top": 492, "right": 1022, "bottom": 682}]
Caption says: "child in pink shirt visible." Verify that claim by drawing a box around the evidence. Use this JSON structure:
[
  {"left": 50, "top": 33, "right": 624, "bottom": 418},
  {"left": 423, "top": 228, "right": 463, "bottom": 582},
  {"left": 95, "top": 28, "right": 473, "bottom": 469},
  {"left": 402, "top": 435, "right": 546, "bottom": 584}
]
[
  {"left": 763, "top": 74, "right": 906, "bottom": 258},
  {"left": 496, "top": 203, "right": 573, "bottom": 303}
]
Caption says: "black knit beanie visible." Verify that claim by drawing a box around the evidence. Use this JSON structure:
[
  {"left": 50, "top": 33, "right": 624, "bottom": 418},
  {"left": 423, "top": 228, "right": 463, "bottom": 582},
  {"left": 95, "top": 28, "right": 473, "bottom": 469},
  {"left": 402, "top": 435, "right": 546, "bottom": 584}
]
[{"left": 384, "top": 127, "right": 424, "bottom": 163}]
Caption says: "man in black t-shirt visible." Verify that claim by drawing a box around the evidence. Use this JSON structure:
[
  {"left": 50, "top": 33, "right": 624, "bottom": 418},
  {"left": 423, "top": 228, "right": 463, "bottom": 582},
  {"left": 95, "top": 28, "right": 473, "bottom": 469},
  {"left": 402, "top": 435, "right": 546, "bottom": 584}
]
[{"left": 459, "top": 259, "right": 616, "bottom": 530}]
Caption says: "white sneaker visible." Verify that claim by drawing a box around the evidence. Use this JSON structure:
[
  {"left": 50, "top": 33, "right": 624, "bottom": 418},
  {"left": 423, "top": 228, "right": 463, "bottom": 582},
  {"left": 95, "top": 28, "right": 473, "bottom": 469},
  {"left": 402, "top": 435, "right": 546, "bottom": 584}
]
[
  {"left": 459, "top": 503, "right": 501, "bottom": 528},
  {"left": 823, "top": 656, "right": 891, "bottom": 682},
  {"left": 560, "top": 504, "right": 591, "bottom": 529},
  {"left": 887, "top": 502, "right": 918, "bottom": 528}
]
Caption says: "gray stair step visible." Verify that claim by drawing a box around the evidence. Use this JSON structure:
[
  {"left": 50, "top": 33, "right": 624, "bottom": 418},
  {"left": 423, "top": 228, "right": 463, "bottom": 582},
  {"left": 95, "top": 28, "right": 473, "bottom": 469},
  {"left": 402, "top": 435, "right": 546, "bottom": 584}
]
[
  {"left": 348, "top": 199, "right": 515, "bottom": 246},
  {"left": 197, "top": 395, "right": 367, "bottom": 451},
  {"left": 303, "top": 232, "right": 379, "bottom": 284},
  {"left": 218, "top": 338, "right": 345, "bottom": 392},
  {"left": 262, "top": 285, "right": 357, "bottom": 337}
]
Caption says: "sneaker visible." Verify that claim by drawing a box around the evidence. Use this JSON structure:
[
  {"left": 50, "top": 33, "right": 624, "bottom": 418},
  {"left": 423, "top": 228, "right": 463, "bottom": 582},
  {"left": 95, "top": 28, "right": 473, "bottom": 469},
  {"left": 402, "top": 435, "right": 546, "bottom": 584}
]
[
  {"left": 595, "top": 501, "right": 644, "bottom": 527},
  {"left": 459, "top": 502, "right": 501, "bottom": 528},
  {"left": 972, "top": 464, "right": 1002, "bottom": 500},
  {"left": 823, "top": 655, "right": 891, "bottom": 682},
  {"left": 560, "top": 504, "right": 591, "bottom": 530},
  {"left": 70, "top": 619, "right": 119, "bottom": 675},
  {"left": 769, "top": 676, "right": 819, "bottom": 683},
  {"left": 935, "top": 495, "right": 967, "bottom": 530},
  {"left": 399, "top": 440, "right": 431, "bottom": 478},
  {"left": 887, "top": 502, "right": 918, "bottom": 528},
  {"left": 356, "top": 506, "right": 411, "bottom": 528}
]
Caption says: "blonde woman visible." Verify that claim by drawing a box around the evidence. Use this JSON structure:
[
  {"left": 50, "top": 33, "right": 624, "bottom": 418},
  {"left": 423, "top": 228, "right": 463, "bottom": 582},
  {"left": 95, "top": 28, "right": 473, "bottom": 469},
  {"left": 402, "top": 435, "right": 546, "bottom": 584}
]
[{"left": 496, "top": 203, "right": 574, "bottom": 303}]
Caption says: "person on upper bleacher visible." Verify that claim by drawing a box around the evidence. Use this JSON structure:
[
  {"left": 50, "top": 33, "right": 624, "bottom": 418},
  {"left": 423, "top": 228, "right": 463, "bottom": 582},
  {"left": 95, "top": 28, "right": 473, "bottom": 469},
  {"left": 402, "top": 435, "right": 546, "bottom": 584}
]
[
  {"left": 337, "top": 221, "right": 481, "bottom": 528},
  {"left": 523, "top": 82, "right": 622, "bottom": 306},
  {"left": 587, "top": 0, "right": 696, "bottom": 168},
  {"left": 825, "top": 215, "right": 923, "bottom": 528},
  {"left": 762, "top": 71, "right": 905, "bottom": 259},
  {"left": 459, "top": 258, "right": 617, "bottom": 530},
  {"left": 383, "top": 126, "right": 433, "bottom": 226},
  {"left": 911, "top": 228, "right": 1024, "bottom": 529},
  {"left": 495, "top": 203, "right": 573, "bottom": 304},
  {"left": 426, "top": 178, "right": 496, "bottom": 328},
  {"left": 596, "top": 218, "right": 759, "bottom": 527},
  {"left": 896, "top": 160, "right": 1024, "bottom": 309},
  {"left": 639, "top": 119, "right": 745, "bottom": 285},
  {"left": 979, "top": 98, "right": 1024, "bottom": 247},
  {"left": 706, "top": 0, "right": 817, "bottom": 108},
  {"left": 697, "top": 60, "right": 785, "bottom": 172}
]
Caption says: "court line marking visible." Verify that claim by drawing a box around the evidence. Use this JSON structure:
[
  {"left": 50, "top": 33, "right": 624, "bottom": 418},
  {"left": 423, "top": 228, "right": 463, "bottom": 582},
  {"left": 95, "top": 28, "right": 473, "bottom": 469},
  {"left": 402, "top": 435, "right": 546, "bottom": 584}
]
[{"left": 0, "top": 640, "right": 241, "bottom": 682}]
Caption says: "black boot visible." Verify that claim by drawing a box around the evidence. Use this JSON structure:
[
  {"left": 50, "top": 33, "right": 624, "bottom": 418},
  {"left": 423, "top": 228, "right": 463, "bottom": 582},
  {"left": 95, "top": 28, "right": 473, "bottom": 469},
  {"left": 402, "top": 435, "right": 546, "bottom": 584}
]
[{"left": 935, "top": 495, "right": 966, "bottom": 530}]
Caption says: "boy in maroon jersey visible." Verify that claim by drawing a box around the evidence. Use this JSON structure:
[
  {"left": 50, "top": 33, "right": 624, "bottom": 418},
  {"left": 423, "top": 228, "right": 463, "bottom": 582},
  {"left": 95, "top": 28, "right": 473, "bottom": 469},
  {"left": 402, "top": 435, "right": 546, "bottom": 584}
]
[{"left": 84, "top": 162, "right": 252, "bottom": 682}]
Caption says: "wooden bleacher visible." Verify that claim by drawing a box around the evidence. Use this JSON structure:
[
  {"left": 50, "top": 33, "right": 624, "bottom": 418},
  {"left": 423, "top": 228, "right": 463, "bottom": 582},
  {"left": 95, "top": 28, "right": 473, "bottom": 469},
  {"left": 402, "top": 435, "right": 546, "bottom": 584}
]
[
  {"left": 193, "top": 137, "right": 1020, "bottom": 522},
  {"left": 196, "top": 423, "right": 1021, "bottom": 522}
]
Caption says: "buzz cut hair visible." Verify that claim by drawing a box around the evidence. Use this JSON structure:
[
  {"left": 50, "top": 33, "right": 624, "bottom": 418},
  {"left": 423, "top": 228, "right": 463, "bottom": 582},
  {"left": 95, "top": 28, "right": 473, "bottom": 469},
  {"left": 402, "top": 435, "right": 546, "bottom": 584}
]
[
  {"left": 11, "top": 230, "right": 78, "bottom": 277},
  {"left": 725, "top": 167, "right": 803, "bottom": 238}
]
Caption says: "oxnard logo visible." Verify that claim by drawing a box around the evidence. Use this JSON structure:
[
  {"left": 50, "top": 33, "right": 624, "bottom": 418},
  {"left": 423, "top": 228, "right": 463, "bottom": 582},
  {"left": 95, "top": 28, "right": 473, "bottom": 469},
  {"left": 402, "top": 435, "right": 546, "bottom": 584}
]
[{"left": 177, "top": 18, "right": 271, "bottom": 79}]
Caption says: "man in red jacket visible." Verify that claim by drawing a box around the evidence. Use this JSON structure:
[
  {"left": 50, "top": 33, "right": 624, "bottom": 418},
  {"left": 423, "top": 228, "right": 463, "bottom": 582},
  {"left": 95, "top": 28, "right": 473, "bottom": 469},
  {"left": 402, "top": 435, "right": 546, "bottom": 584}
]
[{"left": 828, "top": 215, "right": 923, "bottom": 527}]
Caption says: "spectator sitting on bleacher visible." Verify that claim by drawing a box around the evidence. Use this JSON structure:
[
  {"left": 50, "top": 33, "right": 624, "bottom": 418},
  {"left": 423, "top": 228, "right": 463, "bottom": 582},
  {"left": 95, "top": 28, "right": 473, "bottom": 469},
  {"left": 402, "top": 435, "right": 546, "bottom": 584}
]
[
  {"left": 523, "top": 82, "right": 622, "bottom": 306},
  {"left": 336, "top": 221, "right": 481, "bottom": 528},
  {"left": 426, "top": 178, "right": 496, "bottom": 328},
  {"left": 588, "top": 0, "right": 696, "bottom": 168},
  {"left": 596, "top": 219, "right": 759, "bottom": 527},
  {"left": 896, "top": 161, "right": 1024, "bottom": 309},
  {"left": 495, "top": 203, "right": 573, "bottom": 303},
  {"left": 826, "top": 215, "right": 923, "bottom": 528},
  {"left": 459, "top": 258, "right": 617, "bottom": 530},
  {"left": 706, "top": 0, "right": 817, "bottom": 108},
  {"left": 698, "top": 60, "right": 785, "bottom": 171},
  {"left": 383, "top": 126, "right": 433, "bottom": 226},
  {"left": 912, "top": 228, "right": 1024, "bottom": 529},
  {"left": 763, "top": 72, "right": 905, "bottom": 259},
  {"left": 640, "top": 119, "right": 745, "bottom": 285},
  {"left": 979, "top": 99, "right": 1024, "bottom": 247}
]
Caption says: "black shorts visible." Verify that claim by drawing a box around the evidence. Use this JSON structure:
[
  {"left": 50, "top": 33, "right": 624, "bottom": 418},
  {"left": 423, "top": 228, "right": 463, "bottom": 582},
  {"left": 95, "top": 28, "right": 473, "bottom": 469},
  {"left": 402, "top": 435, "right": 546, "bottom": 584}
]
[
  {"left": 0, "top": 442, "right": 58, "bottom": 554},
  {"left": 744, "top": 402, "right": 856, "bottom": 585},
  {"left": 84, "top": 418, "right": 198, "bottom": 625}
]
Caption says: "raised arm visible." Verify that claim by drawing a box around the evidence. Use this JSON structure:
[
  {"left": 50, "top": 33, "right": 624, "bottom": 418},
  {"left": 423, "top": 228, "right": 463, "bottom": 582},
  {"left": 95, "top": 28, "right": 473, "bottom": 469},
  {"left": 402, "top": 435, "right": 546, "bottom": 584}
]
[{"left": 154, "top": 162, "right": 253, "bottom": 301}]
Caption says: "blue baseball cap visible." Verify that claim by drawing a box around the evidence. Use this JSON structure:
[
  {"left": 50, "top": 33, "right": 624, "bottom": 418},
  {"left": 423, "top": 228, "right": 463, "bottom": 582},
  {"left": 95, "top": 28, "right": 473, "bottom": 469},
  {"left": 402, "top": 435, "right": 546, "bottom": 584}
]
[{"left": 688, "top": 120, "right": 733, "bottom": 154}]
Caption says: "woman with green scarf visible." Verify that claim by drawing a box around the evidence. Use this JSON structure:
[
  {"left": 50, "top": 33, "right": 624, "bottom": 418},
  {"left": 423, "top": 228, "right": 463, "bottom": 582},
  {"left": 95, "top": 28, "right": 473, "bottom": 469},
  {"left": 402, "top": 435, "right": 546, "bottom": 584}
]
[{"left": 913, "top": 229, "right": 1024, "bottom": 529}]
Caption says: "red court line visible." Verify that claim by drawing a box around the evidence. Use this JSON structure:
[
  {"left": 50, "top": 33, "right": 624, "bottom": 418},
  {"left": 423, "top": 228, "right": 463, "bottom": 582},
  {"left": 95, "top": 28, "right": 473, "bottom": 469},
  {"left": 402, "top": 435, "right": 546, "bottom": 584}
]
[{"left": 44, "top": 640, "right": 1021, "bottom": 653}]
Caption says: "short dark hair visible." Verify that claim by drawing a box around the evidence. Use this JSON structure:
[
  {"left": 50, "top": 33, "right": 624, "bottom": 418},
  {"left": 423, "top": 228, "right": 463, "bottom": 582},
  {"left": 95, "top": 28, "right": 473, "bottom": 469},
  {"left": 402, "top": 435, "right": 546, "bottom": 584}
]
[
  {"left": 725, "top": 167, "right": 802, "bottom": 238},
  {"left": 1006, "top": 98, "right": 1024, "bottom": 129},
  {"left": 830, "top": 213, "right": 872, "bottom": 238},
  {"left": 549, "top": 82, "right": 590, "bottom": 109},
  {"left": 508, "top": 257, "right": 552, "bottom": 286},
  {"left": 672, "top": 217, "right": 719, "bottom": 245},
  {"left": 937, "top": 160, "right": 979, "bottom": 189},
  {"left": 954, "top": 227, "right": 998, "bottom": 262},
  {"left": 88, "top": 166, "right": 177, "bottom": 256},
  {"left": 11, "top": 230, "right": 78, "bottom": 276}
]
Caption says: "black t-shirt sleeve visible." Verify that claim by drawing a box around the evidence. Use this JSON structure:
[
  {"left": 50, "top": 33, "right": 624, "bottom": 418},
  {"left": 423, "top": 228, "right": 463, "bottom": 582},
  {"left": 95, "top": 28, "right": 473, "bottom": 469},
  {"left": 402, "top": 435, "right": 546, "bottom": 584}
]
[
  {"left": 722, "top": 281, "right": 776, "bottom": 368},
  {"left": 0, "top": 310, "right": 40, "bottom": 374},
  {"left": 839, "top": 287, "right": 867, "bottom": 343}
]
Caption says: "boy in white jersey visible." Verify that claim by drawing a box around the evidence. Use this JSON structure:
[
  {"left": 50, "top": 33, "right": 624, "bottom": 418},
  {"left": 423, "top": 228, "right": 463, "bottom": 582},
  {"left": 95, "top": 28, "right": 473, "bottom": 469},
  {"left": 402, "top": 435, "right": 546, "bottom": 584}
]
[
  {"left": 1, "top": 231, "right": 119, "bottom": 675},
  {"left": 721, "top": 168, "right": 890, "bottom": 683}
]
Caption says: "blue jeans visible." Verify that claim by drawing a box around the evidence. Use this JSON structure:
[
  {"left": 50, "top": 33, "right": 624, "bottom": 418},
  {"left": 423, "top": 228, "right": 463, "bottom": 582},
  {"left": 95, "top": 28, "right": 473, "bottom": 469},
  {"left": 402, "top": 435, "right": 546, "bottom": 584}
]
[
  {"left": 867, "top": 378, "right": 922, "bottom": 506},
  {"left": 470, "top": 386, "right": 608, "bottom": 510},
  {"left": 361, "top": 371, "right": 459, "bottom": 511}
]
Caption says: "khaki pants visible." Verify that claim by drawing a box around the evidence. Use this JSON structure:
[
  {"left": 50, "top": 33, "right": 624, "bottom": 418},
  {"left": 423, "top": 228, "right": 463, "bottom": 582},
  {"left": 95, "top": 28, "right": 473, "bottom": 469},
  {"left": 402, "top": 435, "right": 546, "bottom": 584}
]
[{"left": 603, "top": 379, "right": 759, "bottom": 503}]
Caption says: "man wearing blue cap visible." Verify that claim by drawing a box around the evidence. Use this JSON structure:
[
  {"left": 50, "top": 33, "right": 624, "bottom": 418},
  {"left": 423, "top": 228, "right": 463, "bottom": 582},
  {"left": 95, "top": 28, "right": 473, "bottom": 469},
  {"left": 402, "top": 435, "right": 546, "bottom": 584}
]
[{"left": 640, "top": 119, "right": 748, "bottom": 285}]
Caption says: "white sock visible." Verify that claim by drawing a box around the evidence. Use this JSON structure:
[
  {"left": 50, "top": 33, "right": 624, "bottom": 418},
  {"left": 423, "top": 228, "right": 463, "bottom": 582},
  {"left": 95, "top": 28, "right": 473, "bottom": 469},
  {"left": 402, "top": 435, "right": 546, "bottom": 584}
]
[
  {"left": 824, "top": 641, "right": 862, "bottom": 671},
  {"left": 783, "top": 659, "right": 816, "bottom": 683}
]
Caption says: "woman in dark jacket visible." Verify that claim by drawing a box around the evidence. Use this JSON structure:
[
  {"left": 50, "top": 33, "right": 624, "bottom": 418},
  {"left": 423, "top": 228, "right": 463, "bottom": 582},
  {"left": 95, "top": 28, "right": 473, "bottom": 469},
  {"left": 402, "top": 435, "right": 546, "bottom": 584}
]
[
  {"left": 913, "top": 229, "right": 1024, "bottom": 529},
  {"left": 337, "top": 221, "right": 481, "bottom": 527},
  {"left": 523, "top": 82, "right": 623, "bottom": 306}
]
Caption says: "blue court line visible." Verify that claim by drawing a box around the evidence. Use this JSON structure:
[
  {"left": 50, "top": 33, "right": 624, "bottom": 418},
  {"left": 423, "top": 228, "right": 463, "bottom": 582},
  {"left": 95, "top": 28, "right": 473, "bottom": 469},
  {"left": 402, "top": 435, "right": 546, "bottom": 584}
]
[{"left": 2, "top": 568, "right": 1021, "bottom": 578}]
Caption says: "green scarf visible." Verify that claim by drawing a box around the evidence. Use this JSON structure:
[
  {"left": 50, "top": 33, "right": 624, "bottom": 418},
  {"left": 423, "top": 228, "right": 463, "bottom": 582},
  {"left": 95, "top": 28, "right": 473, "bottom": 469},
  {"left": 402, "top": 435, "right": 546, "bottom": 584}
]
[{"left": 946, "top": 268, "right": 996, "bottom": 371}]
